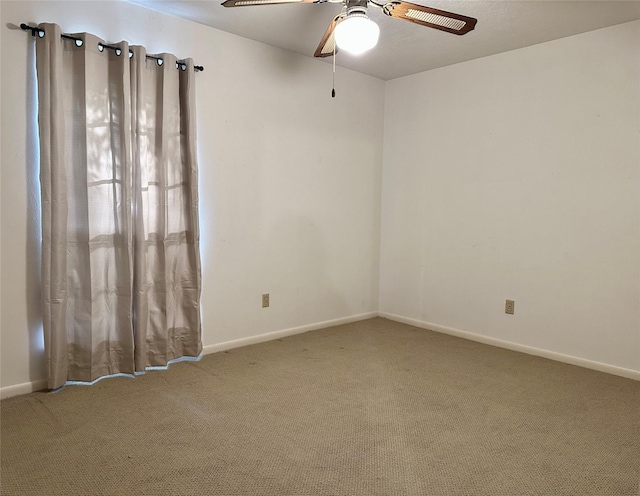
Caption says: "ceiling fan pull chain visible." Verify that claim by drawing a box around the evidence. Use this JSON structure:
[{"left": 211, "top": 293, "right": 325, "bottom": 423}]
[{"left": 331, "top": 42, "right": 336, "bottom": 98}]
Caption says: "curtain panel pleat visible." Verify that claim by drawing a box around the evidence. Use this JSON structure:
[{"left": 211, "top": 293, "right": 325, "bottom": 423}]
[{"left": 35, "top": 23, "right": 202, "bottom": 390}]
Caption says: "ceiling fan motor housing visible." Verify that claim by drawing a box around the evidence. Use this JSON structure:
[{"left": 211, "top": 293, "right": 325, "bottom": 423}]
[{"left": 345, "top": 0, "right": 369, "bottom": 15}]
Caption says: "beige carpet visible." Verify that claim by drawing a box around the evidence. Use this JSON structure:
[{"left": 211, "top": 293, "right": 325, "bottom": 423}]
[{"left": 1, "top": 317, "right": 638, "bottom": 495}]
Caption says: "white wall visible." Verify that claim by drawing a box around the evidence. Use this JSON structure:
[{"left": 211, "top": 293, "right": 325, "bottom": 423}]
[
  {"left": 380, "top": 21, "right": 640, "bottom": 375},
  {"left": 0, "top": 1, "right": 384, "bottom": 392}
]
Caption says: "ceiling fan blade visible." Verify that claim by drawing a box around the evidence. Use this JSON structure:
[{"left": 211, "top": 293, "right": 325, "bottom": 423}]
[
  {"left": 382, "top": 1, "right": 477, "bottom": 35},
  {"left": 222, "top": 0, "right": 316, "bottom": 7},
  {"left": 314, "top": 14, "right": 344, "bottom": 58}
]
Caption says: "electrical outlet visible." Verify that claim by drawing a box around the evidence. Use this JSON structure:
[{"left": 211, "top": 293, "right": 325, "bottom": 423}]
[
  {"left": 505, "top": 299, "right": 515, "bottom": 315},
  {"left": 262, "top": 293, "right": 269, "bottom": 308}
]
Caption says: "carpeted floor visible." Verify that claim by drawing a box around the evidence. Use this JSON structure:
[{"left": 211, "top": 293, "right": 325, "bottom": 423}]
[{"left": 1, "top": 317, "right": 638, "bottom": 495}]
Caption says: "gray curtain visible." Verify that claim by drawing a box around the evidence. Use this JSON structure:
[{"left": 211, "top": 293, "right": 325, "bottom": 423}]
[{"left": 35, "top": 23, "right": 202, "bottom": 390}]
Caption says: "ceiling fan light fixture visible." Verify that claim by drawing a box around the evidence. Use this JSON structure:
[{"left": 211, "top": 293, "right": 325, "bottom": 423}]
[{"left": 334, "top": 13, "right": 380, "bottom": 55}]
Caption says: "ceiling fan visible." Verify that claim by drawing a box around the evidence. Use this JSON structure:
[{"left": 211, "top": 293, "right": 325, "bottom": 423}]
[{"left": 221, "top": 0, "right": 477, "bottom": 57}]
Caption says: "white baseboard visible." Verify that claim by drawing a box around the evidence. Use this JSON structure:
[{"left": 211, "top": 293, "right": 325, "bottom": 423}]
[
  {"left": 379, "top": 312, "right": 640, "bottom": 381},
  {"left": 0, "top": 379, "right": 48, "bottom": 400},
  {"left": 202, "top": 311, "right": 379, "bottom": 355},
  {"left": 6, "top": 310, "right": 634, "bottom": 399}
]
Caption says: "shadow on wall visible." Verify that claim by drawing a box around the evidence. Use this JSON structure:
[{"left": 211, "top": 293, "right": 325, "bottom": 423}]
[{"left": 25, "top": 40, "right": 47, "bottom": 383}]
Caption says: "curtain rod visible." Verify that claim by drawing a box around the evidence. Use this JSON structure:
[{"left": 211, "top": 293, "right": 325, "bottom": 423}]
[{"left": 20, "top": 24, "right": 204, "bottom": 72}]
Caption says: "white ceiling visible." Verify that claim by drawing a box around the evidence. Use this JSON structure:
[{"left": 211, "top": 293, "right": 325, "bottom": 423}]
[{"left": 128, "top": 0, "right": 640, "bottom": 80}]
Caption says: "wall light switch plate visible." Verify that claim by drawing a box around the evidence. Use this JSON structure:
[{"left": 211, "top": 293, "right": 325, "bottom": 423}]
[{"left": 262, "top": 293, "right": 269, "bottom": 308}]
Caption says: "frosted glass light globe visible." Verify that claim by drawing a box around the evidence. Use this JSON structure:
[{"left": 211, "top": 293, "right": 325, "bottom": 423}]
[{"left": 334, "top": 15, "right": 380, "bottom": 55}]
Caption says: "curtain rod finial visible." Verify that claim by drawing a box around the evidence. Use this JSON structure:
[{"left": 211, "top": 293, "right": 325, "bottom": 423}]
[{"left": 20, "top": 23, "right": 39, "bottom": 37}]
